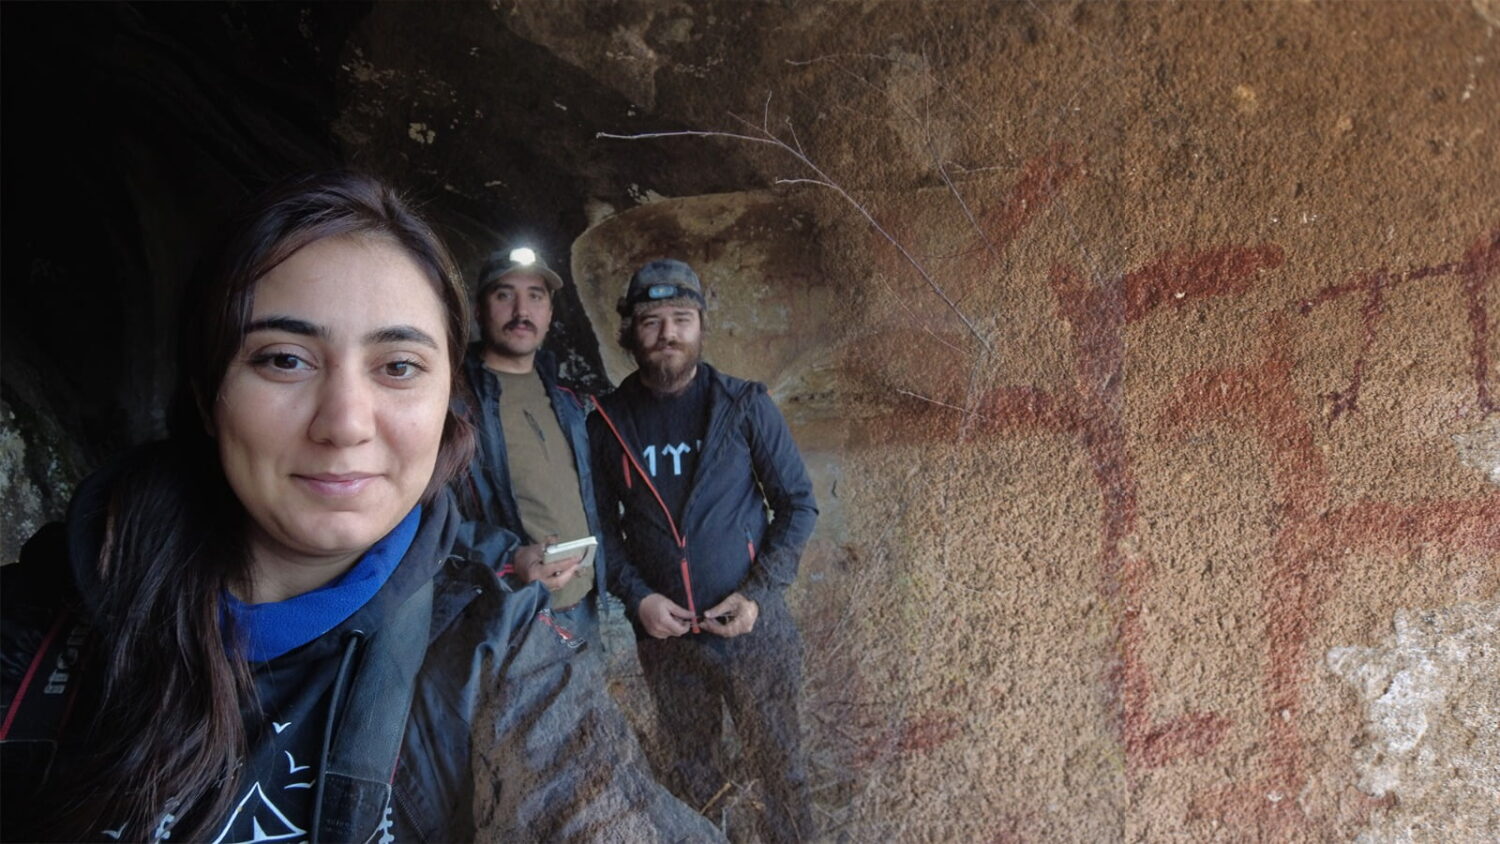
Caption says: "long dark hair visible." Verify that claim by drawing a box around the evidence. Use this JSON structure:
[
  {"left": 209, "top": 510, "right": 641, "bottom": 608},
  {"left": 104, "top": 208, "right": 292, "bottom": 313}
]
[{"left": 47, "top": 171, "right": 474, "bottom": 841}]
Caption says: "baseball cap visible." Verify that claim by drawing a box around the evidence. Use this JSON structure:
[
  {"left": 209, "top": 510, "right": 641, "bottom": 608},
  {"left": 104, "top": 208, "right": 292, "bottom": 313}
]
[
  {"left": 617, "top": 259, "right": 706, "bottom": 317},
  {"left": 477, "top": 247, "right": 564, "bottom": 297}
]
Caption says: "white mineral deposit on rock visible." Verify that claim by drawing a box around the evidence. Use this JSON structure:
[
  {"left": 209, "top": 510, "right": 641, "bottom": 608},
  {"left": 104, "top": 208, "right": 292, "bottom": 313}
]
[
  {"left": 1328, "top": 602, "right": 1500, "bottom": 841},
  {"left": 1451, "top": 415, "right": 1500, "bottom": 486},
  {"left": 407, "top": 122, "right": 436, "bottom": 144}
]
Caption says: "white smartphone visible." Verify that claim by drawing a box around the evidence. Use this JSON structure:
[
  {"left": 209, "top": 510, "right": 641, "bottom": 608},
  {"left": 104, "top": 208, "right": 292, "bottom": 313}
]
[{"left": 543, "top": 536, "right": 597, "bottom": 568}]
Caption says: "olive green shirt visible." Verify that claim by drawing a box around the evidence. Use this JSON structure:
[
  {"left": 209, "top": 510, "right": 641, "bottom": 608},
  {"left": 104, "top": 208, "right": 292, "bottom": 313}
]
[{"left": 493, "top": 368, "right": 593, "bottom": 608}]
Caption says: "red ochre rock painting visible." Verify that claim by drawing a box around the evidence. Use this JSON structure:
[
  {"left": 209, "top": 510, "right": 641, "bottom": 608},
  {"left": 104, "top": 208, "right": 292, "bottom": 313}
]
[
  {"left": 1298, "top": 227, "right": 1498, "bottom": 421},
  {"left": 968, "top": 144, "right": 1084, "bottom": 276},
  {"left": 1162, "top": 322, "right": 1499, "bottom": 829},
  {"left": 856, "top": 144, "right": 1496, "bottom": 828},
  {"left": 857, "top": 147, "right": 1285, "bottom": 770},
  {"left": 856, "top": 709, "right": 963, "bottom": 766},
  {"left": 1045, "top": 249, "right": 1282, "bottom": 776},
  {"left": 1121, "top": 243, "right": 1286, "bottom": 323},
  {"left": 859, "top": 242, "right": 1284, "bottom": 770}
]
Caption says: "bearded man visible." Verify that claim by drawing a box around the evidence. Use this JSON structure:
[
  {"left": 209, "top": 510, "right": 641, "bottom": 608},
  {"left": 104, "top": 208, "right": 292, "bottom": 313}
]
[{"left": 588, "top": 259, "right": 819, "bottom": 842}]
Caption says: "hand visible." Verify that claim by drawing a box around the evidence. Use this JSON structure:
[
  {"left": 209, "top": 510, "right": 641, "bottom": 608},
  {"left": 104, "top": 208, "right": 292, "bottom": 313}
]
[
  {"left": 638, "top": 593, "right": 695, "bottom": 639},
  {"left": 512, "top": 540, "right": 582, "bottom": 592},
  {"left": 699, "top": 592, "right": 758, "bottom": 638}
]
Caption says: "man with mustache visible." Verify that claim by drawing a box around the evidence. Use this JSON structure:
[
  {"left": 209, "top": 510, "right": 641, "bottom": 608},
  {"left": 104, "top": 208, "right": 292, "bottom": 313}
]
[
  {"left": 588, "top": 259, "right": 819, "bottom": 842},
  {"left": 458, "top": 247, "right": 604, "bottom": 644}
]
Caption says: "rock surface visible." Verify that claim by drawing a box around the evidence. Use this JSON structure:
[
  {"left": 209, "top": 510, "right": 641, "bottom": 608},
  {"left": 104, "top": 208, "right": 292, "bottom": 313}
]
[
  {"left": 3, "top": 1, "right": 1498, "bottom": 839},
  {"left": 1328, "top": 603, "right": 1500, "bottom": 842}
]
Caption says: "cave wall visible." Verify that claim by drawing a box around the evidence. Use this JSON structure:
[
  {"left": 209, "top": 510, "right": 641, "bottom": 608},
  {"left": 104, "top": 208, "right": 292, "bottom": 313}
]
[
  {"left": 562, "top": 1, "right": 1500, "bottom": 839},
  {"left": 3, "top": 1, "right": 1498, "bottom": 840}
]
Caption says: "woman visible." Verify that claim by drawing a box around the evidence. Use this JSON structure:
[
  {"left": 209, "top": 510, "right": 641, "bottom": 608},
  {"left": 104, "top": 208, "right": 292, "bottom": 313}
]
[{"left": 0, "top": 172, "right": 716, "bottom": 843}]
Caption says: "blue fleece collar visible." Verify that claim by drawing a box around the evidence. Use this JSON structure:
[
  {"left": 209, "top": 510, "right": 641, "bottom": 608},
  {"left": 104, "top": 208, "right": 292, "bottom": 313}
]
[{"left": 224, "top": 506, "right": 422, "bottom": 662}]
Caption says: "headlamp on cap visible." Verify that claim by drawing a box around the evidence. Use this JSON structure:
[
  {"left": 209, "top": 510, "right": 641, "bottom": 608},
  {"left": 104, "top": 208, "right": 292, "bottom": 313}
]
[
  {"left": 478, "top": 246, "right": 564, "bottom": 296},
  {"left": 618, "top": 258, "right": 706, "bottom": 316},
  {"left": 617, "top": 283, "right": 705, "bottom": 316}
]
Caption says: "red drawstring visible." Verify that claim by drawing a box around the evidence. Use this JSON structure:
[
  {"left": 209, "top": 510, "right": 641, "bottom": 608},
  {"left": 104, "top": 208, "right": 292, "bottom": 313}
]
[{"left": 591, "top": 397, "right": 700, "bottom": 632}]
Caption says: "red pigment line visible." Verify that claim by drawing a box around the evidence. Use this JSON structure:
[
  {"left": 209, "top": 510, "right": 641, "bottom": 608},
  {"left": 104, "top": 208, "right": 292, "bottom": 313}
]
[
  {"left": 971, "top": 385, "right": 1081, "bottom": 434},
  {"left": 978, "top": 143, "right": 1084, "bottom": 257},
  {"left": 854, "top": 711, "right": 961, "bottom": 765},
  {"left": 942, "top": 143, "right": 1085, "bottom": 304},
  {"left": 1314, "top": 492, "right": 1500, "bottom": 552},
  {"left": 1327, "top": 271, "right": 1388, "bottom": 422},
  {"left": 1122, "top": 243, "right": 1285, "bottom": 323},
  {"left": 1050, "top": 261, "right": 1232, "bottom": 773},
  {"left": 1297, "top": 260, "right": 1459, "bottom": 313},
  {"left": 1161, "top": 339, "right": 1331, "bottom": 790},
  {"left": 1461, "top": 228, "right": 1499, "bottom": 412}
]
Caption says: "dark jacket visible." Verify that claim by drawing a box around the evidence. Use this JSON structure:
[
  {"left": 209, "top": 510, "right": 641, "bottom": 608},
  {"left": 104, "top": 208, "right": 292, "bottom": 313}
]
[
  {"left": 455, "top": 345, "right": 607, "bottom": 603},
  {"left": 588, "top": 364, "right": 818, "bottom": 632},
  {"left": 1, "top": 448, "right": 718, "bottom": 843}
]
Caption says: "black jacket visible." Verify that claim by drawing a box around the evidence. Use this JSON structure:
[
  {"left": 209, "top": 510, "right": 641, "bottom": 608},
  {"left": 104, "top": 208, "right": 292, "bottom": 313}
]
[
  {"left": 588, "top": 364, "right": 818, "bottom": 632},
  {"left": 454, "top": 346, "right": 607, "bottom": 602},
  {"left": 1, "top": 448, "right": 719, "bottom": 842}
]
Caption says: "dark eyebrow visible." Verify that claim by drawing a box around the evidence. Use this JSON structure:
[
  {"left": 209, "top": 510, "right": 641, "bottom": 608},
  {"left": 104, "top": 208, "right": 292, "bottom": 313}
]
[
  {"left": 245, "top": 316, "right": 327, "bottom": 338},
  {"left": 245, "top": 317, "right": 438, "bottom": 349},
  {"left": 366, "top": 325, "right": 440, "bottom": 349}
]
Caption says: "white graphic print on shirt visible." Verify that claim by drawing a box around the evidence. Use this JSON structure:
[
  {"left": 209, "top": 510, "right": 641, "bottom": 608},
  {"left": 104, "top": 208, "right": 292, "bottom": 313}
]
[
  {"left": 640, "top": 440, "right": 702, "bottom": 477},
  {"left": 209, "top": 783, "right": 304, "bottom": 844}
]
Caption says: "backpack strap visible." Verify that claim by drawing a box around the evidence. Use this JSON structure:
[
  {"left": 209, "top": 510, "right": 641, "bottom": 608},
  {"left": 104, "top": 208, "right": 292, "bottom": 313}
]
[
  {"left": 313, "top": 578, "right": 433, "bottom": 844},
  {"left": 0, "top": 606, "right": 91, "bottom": 825},
  {"left": 0, "top": 609, "right": 83, "bottom": 742}
]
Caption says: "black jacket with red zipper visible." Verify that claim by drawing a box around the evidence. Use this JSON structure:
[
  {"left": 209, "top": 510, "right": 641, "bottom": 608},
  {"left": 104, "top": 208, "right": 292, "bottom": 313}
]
[{"left": 587, "top": 364, "right": 818, "bottom": 637}]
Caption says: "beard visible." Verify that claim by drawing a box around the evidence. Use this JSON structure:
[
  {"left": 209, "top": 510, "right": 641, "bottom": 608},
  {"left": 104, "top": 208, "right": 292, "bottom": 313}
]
[{"left": 634, "top": 335, "right": 702, "bottom": 393}]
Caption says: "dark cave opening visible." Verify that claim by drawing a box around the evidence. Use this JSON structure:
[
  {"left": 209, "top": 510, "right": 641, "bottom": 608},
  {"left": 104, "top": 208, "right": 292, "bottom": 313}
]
[{"left": 1, "top": 2, "right": 764, "bottom": 557}]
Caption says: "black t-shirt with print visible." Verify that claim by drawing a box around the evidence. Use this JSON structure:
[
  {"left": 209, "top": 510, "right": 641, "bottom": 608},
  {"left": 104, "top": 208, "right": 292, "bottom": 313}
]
[{"left": 625, "top": 371, "right": 710, "bottom": 523}]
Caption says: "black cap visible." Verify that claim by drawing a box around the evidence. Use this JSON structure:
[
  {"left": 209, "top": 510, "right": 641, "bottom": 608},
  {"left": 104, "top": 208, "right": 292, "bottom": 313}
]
[{"left": 617, "top": 259, "right": 706, "bottom": 317}]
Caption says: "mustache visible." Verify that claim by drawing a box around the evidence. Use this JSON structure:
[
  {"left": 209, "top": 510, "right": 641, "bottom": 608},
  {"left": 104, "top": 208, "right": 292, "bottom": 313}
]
[{"left": 503, "top": 317, "right": 537, "bottom": 331}]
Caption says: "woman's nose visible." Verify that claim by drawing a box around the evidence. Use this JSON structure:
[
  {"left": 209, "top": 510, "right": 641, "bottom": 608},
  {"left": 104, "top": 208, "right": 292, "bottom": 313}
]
[{"left": 307, "top": 364, "right": 376, "bottom": 447}]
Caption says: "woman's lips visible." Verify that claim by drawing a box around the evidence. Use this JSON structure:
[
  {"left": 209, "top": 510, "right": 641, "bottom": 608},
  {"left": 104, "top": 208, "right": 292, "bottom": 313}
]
[{"left": 295, "top": 473, "right": 378, "bottom": 497}]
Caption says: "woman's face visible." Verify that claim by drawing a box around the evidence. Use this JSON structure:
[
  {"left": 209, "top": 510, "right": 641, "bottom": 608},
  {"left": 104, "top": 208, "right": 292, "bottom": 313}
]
[{"left": 214, "top": 234, "right": 450, "bottom": 573}]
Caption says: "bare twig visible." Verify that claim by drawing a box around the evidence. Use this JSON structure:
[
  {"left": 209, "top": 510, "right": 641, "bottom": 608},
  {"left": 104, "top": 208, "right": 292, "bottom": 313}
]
[
  {"left": 894, "top": 389, "right": 968, "bottom": 414},
  {"left": 597, "top": 124, "right": 993, "bottom": 351},
  {"left": 789, "top": 53, "right": 1002, "bottom": 266},
  {"left": 865, "top": 271, "right": 967, "bottom": 355},
  {"left": 596, "top": 129, "right": 777, "bottom": 147}
]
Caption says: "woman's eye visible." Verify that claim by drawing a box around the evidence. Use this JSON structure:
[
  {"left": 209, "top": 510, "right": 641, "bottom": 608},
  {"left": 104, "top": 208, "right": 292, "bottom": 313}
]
[
  {"left": 250, "top": 351, "right": 310, "bottom": 371},
  {"left": 383, "top": 359, "right": 425, "bottom": 379}
]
